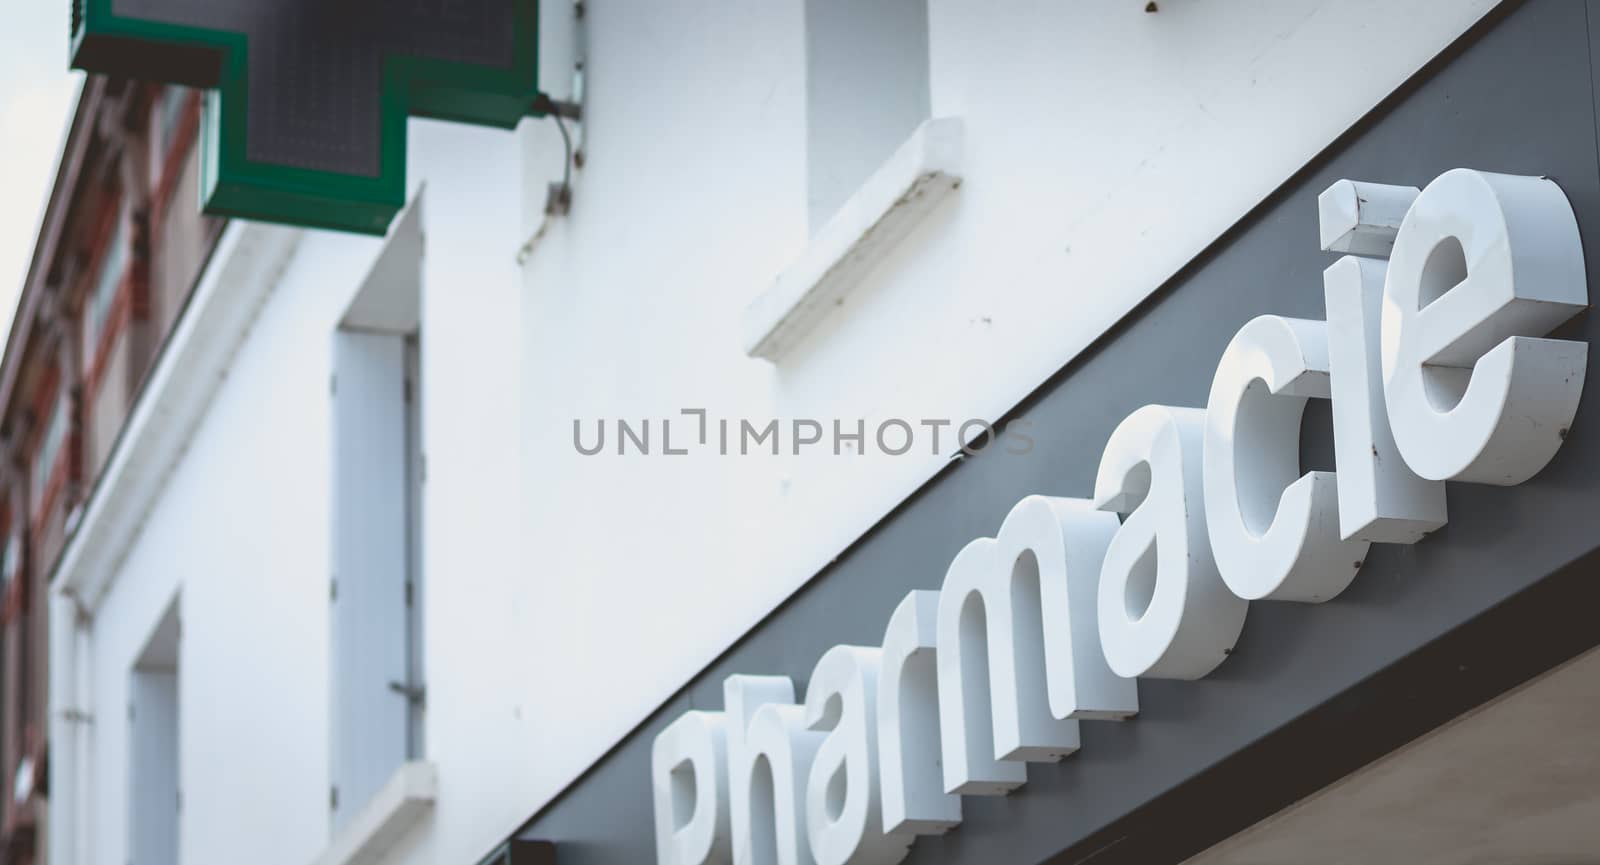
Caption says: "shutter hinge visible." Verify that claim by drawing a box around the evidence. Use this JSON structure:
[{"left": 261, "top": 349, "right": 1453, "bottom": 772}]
[
  {"left": 329, "top": 373, "right": 337, "bottom": 396},
  {"left": 330, "top": 578, "right": 338, "bottom": 602},
  {"left": 405, "top": 581, "right": 414, "bottom": 607},
  {"left": 388, "top": 681, "right": 427, "bottom": 705},
  {"left": 330, "top": 786, "right": 339, "bottom": 811},
  {"left": 403, "top": 377, "right": 413, "bottom": 403}
]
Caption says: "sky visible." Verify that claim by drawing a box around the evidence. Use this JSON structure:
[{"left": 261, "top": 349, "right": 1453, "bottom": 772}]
[{"left": 0, "top": 5, "right": 84, "bottom": 341}]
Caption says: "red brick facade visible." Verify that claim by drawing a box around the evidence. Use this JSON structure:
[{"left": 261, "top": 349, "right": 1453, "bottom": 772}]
[{"left": 0, "top": 76, "right": 222, "bottom": 865}]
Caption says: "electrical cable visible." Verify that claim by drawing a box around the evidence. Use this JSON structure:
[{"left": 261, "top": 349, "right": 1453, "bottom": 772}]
[{"left": 551, "top": 109, "right": 573, "bottom": 196}]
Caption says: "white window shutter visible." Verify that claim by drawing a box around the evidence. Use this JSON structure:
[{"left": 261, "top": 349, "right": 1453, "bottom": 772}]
[
  {"left": 330, "top": 330, "right": 410, "bottom": 831},
  {"left": 129, "top": 670, "right": 179, "bottom": 865}
]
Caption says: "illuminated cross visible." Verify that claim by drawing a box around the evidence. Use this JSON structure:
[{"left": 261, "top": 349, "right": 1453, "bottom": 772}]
[{"left": 72, "top": 0, "right": 544, "bottom": 234}]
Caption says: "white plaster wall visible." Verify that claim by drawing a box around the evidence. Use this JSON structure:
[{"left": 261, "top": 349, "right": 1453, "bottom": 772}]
[
  {"left": 77, "top": 117, "right": 525, "bottom": 865},
  {"left": 512, "top": 0, "right": 1499, "bottom": 841},
  {"left": 82, "top": 226, "right": 381, "bottom": 865},
  {"left": 72, "top": 3, "right": 1506, "bottom": 865},
  {"left": 389, "top": 119, "right": 527, "bottom": 865}
]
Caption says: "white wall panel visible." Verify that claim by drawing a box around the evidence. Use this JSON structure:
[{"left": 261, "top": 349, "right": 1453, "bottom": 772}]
[
  {"left": 330, "top": 330, "right": 410, "bottom": 831},
  {"left": 127, "top": 669, "right": 177, "bottom": 865}
]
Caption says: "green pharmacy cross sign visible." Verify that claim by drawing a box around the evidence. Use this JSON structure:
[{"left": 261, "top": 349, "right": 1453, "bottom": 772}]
[{"left": 72, "top": 0, "right": 543, "bottom": 235}]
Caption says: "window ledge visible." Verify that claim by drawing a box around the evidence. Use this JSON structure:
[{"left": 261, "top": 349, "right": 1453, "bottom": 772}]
[
  {"left": 312, "top": 761, "right": 438, "bottom": 865},
  {"left": 743, "top": 116, "right": 963, "bottom": 362}
]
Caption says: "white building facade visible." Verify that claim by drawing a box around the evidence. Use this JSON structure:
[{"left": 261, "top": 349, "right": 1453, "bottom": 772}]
[{"left": 44, "top": 3, "right": 1532, "bottom": 865}]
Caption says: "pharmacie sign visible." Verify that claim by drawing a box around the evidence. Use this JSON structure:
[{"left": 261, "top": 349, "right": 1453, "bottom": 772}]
[
  {"left": 650, "top": 169, "right": 1590, "bottom": 865},
  {"left": 70, "top": 0, "right": 540, "bottom": 235}
]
